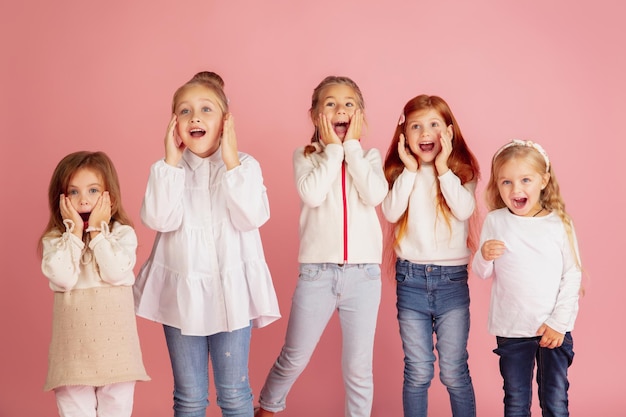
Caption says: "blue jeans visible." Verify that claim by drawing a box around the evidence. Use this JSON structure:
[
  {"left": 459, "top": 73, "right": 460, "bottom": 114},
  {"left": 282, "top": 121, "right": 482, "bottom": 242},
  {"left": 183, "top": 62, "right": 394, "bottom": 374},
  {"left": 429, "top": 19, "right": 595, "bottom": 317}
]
[
  {"left": 395, "top": 260, "right": 476, "bottom": 417},
  {"left": 163, "top": 324, "right": 253, "bottom": 417},
  {"left": 494, "top": 333, "right": 575, "bottom": 417},
  {"left": 259, "top": 263, "right": 381, "bottom": 417}
]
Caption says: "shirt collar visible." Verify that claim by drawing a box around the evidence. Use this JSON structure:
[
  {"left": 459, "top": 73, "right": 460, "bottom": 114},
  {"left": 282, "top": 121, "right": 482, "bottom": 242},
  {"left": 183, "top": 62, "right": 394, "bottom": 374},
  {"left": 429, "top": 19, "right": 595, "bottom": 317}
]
[{"left": 182, "top": 147, "right": 222, "bottom": 171}]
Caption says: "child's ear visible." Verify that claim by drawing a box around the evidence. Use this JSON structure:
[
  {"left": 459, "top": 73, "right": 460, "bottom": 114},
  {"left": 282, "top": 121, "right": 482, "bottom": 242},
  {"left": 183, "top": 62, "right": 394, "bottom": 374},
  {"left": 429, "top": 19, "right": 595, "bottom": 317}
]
[
  {"left": 541, "top": 172, "right": 551, "bottom": 189},
  {"left": 311, "top": 113, "right": 320, "bottom": 127}
]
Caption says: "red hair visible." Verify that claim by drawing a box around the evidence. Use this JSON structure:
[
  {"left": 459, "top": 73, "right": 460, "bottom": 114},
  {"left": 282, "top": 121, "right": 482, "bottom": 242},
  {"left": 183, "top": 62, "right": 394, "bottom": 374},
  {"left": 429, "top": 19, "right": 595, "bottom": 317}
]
[{"left": 383, "top": 95, "right": 481, "bottom": 258}]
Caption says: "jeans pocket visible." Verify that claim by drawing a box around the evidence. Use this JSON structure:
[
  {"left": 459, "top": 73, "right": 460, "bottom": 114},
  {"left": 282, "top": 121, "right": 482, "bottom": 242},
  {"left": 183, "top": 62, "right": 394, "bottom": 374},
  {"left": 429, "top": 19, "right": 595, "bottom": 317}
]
[
  {"left": 298, "top": 263, "right": 323, "bottom": 281},
  {"left": 395, "top": 260, "right": 409, "bottom": 283},
  {"left": 444, "top": 266, "right": 468, "bottom": 283},
  {"left": 364, "top": 264, "right": 381, "bottom": 280}
]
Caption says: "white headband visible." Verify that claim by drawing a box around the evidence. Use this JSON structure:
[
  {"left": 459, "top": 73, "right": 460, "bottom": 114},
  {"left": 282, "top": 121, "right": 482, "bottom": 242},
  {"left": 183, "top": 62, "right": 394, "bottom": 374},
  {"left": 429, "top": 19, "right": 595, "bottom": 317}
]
[{"left": 493, "top": 139, "right": 550, "bottom": 173}]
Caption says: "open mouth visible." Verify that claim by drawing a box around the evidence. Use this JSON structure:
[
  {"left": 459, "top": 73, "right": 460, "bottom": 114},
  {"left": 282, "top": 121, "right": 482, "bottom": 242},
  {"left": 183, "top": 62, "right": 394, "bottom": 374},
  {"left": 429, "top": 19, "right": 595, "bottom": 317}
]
[
  {"left": 333, "top": 122, "right": 349, "bottom": 136},
  {"left": 419, "top": 142, "right": 435, "bottom": 152},
  {"left": 79, "top": 212, "right": 91, "bottom": 222},
  {"left": 190, "top": 128, "right": 206, "bottom": 138},
  {"left": 512, "top": 198, "right": 527, "bottom": 209}
]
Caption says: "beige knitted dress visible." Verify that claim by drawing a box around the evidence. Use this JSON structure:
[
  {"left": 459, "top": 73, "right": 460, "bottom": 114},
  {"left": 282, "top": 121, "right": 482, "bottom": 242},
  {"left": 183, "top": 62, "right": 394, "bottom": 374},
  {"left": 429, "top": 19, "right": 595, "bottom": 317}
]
[{"left": 41, "top": 221, "right": 150, "bottom": 390}]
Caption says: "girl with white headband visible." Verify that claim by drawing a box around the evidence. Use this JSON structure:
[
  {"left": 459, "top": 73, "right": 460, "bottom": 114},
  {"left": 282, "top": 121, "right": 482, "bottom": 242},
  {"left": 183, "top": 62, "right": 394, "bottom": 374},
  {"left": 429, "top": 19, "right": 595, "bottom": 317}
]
[{"left": 472, "top": 139, "right": 583, "bottom": 417}]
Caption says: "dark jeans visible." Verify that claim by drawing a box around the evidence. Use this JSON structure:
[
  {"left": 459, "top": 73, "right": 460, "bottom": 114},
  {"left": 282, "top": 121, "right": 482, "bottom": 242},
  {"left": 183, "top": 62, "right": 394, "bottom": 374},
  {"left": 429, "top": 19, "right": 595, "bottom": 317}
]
[{"left": 494, "top": 333, "right": 574, "bottom": 417}]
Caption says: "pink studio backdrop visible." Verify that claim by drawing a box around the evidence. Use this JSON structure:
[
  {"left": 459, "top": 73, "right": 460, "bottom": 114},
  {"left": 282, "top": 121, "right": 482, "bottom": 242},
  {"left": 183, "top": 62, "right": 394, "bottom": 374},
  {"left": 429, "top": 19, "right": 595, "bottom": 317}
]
[{"left": 1, "top": 1, "right": 624, "bottom": 416}]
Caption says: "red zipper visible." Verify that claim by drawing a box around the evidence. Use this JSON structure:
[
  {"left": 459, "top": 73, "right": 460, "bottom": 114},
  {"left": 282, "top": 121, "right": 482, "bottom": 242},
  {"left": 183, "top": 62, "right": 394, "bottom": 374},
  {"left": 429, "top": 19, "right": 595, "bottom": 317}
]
[{"left": 342, "top": 162, "right": 348, "bottom": 263}]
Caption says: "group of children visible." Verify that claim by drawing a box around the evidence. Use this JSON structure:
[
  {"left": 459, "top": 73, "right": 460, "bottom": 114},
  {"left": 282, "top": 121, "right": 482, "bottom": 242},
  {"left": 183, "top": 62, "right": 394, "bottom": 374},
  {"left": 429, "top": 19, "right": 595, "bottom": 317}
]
[{"left": 39, "top": 72, "right": 582, "bottom": 417}]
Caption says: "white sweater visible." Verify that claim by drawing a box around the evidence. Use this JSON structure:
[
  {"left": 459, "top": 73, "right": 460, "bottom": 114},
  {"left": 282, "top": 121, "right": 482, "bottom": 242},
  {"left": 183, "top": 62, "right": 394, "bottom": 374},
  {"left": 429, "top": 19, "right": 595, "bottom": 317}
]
[
  {"left": 382, "top": 165, "right": 476, "bottom": 266},
  {"left": 294, "top": 140, "right": 388, "bottom": 264},
  {"left": 472, "top": 208, "right": 582, "bottom": 337}
]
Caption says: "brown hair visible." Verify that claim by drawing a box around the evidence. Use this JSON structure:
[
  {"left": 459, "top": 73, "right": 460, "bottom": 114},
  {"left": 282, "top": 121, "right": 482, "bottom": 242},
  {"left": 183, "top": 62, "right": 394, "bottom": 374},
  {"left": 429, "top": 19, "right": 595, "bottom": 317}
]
[
  {"left": 304, "top": 76, "right": 365, "bottom": 156},
  {"left": 383, "top": 95, "right": 481, "bottom": 253},
  {"left": 39, "top": 151, "right": 133, "bottom": 253},
  {"left": 171, "top": 71, "right": 228, "bottom": 115}
]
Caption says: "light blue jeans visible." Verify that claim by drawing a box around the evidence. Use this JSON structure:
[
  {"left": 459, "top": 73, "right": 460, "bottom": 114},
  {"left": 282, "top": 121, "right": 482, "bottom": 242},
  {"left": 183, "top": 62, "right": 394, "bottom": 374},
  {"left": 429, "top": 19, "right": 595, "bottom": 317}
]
[
  {"left": 163, "top": 324, "right": 253, "bottom": 417},
  {"left": 395, "top": 260, "right": 476, "bottom": 417},
  {"left": 259, "top": 263, "right": 381, "bottom": 417}
]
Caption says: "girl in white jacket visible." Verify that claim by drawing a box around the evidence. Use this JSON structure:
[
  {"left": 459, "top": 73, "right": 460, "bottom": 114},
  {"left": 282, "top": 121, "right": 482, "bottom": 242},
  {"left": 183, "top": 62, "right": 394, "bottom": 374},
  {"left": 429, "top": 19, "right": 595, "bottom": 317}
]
[{"left": 256, "top": 76, "right": 388, "bottom": 417}]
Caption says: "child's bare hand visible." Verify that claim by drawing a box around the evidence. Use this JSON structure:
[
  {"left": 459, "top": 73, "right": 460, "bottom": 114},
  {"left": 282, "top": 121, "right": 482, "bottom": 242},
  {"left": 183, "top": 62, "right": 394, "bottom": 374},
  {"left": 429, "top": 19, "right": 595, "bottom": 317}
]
[
  {"left": 318, "top": 113, "right": 341, "bottom": 145},
  {"left": 88, "top": 191, "right": 111, "bottom": 232},
  {"left": 536, "top": 324, "right": 565, "bottom": 349},
  {"left": 398, "top": 134, "right": 418, "bottom": 172},
  {"left": 221, "top": 113, "right": 240, "bottom": 170},
  {"left": 481, "top": 239, "right": 506, "bottom": 261},
  {"left": 344, "top": 109, "right": 363, "bottom": 142},
  {"left": 164, "top": 114, "right": 185, "bottom": 166},
  {"left": 435, "top": 124, "right": 454, "bottom": 175},
  {"left": 60, "top": 194, "right": 83, "bottom": 237}
]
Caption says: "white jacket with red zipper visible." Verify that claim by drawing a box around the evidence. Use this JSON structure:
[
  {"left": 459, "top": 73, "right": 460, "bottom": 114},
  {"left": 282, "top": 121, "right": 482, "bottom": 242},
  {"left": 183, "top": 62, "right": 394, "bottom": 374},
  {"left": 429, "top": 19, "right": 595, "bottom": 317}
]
[{"left": 293, "top": 139, "right": 388, "bottom": 264}]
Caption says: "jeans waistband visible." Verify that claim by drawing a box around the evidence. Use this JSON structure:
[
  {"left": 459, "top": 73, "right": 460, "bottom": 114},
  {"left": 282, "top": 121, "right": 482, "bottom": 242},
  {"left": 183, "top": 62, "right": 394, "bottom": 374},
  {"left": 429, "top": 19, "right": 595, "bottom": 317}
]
[
  {"left": 396, "top": 259, "right": 467, "bottom": 274},
  {"left": 316, "top": 263, "right": 368, "bottom": 270}
]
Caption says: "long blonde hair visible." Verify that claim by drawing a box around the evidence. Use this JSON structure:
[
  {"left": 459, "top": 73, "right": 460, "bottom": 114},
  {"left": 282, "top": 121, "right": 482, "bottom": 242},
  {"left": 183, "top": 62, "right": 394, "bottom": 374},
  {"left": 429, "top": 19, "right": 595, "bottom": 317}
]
[{"left": 486, "top": 140, "right": 581, "bottom": 269}]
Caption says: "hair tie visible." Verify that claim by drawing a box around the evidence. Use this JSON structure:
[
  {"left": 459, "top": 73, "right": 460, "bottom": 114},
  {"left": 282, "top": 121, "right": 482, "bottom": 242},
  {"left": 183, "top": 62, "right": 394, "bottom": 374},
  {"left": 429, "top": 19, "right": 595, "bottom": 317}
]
[{"left": 493, "top": 139, "right": 550, "bottom": 173}]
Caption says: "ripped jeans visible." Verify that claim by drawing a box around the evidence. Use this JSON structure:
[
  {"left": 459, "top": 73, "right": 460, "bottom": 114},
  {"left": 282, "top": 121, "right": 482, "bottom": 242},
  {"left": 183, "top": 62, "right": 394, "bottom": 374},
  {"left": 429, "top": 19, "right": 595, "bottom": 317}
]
[{"left": 163, "top": 324, "right": 253, "bottom": 417}]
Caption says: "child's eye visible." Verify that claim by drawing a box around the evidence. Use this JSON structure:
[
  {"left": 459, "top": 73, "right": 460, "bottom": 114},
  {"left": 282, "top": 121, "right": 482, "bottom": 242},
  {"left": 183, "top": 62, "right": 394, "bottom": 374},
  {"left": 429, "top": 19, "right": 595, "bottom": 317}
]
[
  {"left": 431, "top": 122, "right": 439, "bottom": 127},
  {"left": 68, "top": 189, "right": 78, "bottom": 196},
  {"left": 202, "top": 106, "right": 211, "bottom": 112},
  {"left": 89, "top": 188, "right": 100, "bottom": 194},
  {"left": 522, "top": 178, "right": 531, "bottom": 183},
  {"left": 179, "top": 108, "right": 190, "bottom": 115},
  {"left": 411, "top": 124, "right": 421, "bottom": 130},
  {"left": 346, "top": 102, "right": 354, "bottom": 107},
  {"left": 325, "top": 102, "right": 335, "bottom": 107},
  {"left": 501, "top": 180, "right": 511, "bottom": 185}
]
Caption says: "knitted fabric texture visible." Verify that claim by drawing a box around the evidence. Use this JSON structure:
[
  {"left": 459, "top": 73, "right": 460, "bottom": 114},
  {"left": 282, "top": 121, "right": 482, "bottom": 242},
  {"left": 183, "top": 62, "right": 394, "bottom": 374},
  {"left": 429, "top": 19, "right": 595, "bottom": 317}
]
[{"left": 44, "top": 286, "right": 150, "bottom": 390}]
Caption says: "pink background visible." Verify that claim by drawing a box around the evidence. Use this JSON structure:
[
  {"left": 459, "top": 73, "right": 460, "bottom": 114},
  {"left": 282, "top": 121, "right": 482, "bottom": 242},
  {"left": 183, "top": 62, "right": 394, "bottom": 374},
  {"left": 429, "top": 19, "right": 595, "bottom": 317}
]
[{"left": 1, "top": 1, "right": 624, "bottom": 416}]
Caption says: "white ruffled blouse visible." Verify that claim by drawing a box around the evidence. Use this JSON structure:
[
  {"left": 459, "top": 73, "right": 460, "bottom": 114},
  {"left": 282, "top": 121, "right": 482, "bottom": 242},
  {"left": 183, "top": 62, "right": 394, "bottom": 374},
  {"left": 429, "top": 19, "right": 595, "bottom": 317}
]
[{"left": 134, "top": 148, "right": 280, "bottom": 336}]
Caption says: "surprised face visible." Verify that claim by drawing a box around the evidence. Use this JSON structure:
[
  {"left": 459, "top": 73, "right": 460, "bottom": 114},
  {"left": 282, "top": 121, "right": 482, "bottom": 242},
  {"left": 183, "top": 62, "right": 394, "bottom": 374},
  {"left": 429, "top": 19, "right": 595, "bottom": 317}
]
[
  {"left": 403, "top": 109, "right": 446, "bottom": 164},
  {"left": 496, "top": 157, "right": 550, "bottom": 216},
  {"left": 174, "top": 84, "right": 225, "bottom": 158}
]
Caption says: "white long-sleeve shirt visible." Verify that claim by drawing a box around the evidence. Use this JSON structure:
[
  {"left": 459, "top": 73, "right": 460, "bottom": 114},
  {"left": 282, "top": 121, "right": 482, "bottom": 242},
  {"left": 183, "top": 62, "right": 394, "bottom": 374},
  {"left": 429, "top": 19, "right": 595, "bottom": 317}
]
[
  {"left": 134, "top": 148, "right": 280, "bottom": 336},
  {"left": 382, "top": 165, "right": 476, "bottom": 266},
  {"left": 42, "top": 220, "right": 137, "bottom": 291},
  {"left": 294, "top": 140, "right": 388, "bottom": 264},
  {"left": 472, "top": 208, "right": 581, "bottom": 337}
]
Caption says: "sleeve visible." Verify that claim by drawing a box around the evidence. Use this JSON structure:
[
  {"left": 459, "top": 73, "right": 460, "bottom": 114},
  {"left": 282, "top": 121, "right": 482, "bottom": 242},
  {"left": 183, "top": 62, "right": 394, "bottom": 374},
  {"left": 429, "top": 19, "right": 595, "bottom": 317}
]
[
  {"left": 544, "top": 223, "right": 582, "bottom": 333},
  {"left": 140, "top": 159, "right": 185, "bottom": 232},
  {"left": 41, "top": 220, "right": 85, "bottom": 291},
  {"left": 222, "top": 154, "right": 270, "bottom": 231},
  {"left": 343, "top": 140, "right": 388, "bottom": 206},
  {"left": 439, "top": 170, "right": 477, "bottom": 221},
  {"left": 293, "top": 144, "right": 344, "bottom": 207},
  {"left": 471, "top": 215, "right": 495, "bottom": 279},
  {"left": 381, "top": 168, "right": 416, "bottom": 223},
  {"left": 88, "top": 222, "right": 137, "bottom": 286}
]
